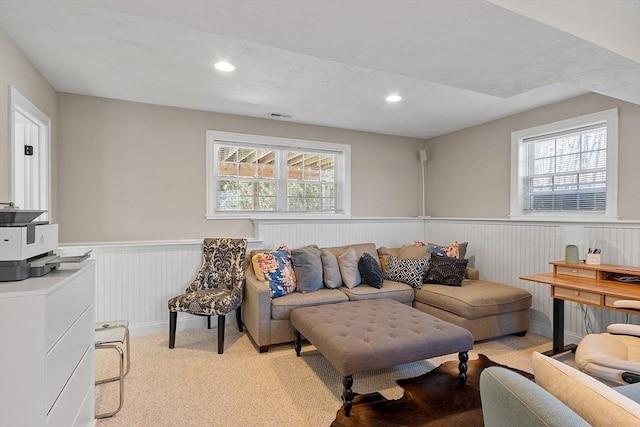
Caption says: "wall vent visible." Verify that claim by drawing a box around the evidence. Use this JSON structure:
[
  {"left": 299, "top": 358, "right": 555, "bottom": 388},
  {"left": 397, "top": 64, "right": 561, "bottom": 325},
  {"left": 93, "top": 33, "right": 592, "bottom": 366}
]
[{"left": 268, "top": 112, "right": 293, "bottom": 119}]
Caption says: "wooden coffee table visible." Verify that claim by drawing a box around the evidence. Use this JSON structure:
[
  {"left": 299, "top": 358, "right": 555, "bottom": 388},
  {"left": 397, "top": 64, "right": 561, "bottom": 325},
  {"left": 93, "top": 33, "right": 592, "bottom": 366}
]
[{"left": 290, "top": 298, "right": 474, "bottom": 417}]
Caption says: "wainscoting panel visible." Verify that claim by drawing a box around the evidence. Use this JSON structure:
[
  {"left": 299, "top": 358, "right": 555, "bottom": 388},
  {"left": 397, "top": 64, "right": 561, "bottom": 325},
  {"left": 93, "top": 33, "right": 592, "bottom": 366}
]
[
  {"left": 59, "top": 218, "right": 425, "bottom": 336},
  {"left": 60, "top": 218, "right": 638, "bottom": 341},
  {"left": 425, "top": 219, "right": 640, "bottom": 344}
]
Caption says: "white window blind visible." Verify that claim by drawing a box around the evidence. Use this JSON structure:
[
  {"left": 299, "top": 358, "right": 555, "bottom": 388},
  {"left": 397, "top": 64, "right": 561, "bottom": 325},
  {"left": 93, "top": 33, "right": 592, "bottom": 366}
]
[
  {"left": 510, "top": 108, "right": 618, "bottom": 220},
  {"left": 524, "top": 123, "right": 607, "bottom": 213}
]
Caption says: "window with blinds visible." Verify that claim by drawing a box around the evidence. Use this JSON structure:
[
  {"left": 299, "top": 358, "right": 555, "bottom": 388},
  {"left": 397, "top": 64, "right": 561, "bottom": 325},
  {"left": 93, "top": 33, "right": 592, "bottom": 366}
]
[
  {"left": 510, "top": 109, "right": 618, "bottom": 220},
  {"left": 206, "top": 131, "right": 349, "bottom": 217},
  {"left": 524, "top": 124, "right": 607, "bottom": 212}
]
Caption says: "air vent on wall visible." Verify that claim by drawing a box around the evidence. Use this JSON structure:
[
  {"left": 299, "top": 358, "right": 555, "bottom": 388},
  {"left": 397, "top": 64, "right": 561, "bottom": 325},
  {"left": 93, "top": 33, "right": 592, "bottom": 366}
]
[{"left": 268, "top": 112, "right": 293, "bottom": 119}]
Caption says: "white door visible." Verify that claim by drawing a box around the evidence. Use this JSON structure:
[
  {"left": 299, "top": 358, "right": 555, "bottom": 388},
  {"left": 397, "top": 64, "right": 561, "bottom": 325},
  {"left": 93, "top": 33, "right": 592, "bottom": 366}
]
[{"left": 10, "top": 87, "right": 51, "bottom": 221}]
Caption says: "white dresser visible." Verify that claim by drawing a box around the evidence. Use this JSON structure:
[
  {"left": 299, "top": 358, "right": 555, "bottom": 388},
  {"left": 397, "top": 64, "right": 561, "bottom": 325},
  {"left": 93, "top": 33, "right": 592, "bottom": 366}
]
[{"left": 0, "top": 262, "right": 95, "bottom": 427}]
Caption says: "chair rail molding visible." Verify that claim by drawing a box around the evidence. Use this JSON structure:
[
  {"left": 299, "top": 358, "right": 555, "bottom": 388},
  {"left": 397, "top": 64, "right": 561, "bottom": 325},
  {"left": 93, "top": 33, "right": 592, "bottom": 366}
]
[{"left": 58, "top": 217, "right": 639, "bottom": 341}]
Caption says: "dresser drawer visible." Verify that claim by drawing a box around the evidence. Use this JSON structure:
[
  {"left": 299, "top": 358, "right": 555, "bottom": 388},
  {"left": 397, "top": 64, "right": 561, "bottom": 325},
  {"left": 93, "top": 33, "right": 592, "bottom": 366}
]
[
  {"left": 45, "top": 266, "right": 93, "bottom": 351},
  {"left": 46, "top": 307, "right": 92, "bottom": 413},
  {"left": 553, "top": 286, "right": 601, "bottom": 305},
  {"left": 556, "top": 266, "right": 597, "bottom": 280},
  {"left": 47, "top": 344, "right": 93, "bottom": 427}
]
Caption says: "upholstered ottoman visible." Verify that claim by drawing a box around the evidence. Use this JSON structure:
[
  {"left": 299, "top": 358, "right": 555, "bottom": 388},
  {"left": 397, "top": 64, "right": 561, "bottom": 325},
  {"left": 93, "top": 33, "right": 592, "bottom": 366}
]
[
  {"left": 413, "top": 280, "right": 532, "bottom": 341},
  {"left": 290, "top": 299, "right": 474, "bottom": 417}
]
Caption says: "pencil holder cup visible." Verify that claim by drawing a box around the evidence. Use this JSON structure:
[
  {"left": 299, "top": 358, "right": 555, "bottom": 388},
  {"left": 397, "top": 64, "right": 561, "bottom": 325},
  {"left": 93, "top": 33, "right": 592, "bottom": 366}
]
[{"left": 586, "top": 253, "right": 601, "bottom": 265}]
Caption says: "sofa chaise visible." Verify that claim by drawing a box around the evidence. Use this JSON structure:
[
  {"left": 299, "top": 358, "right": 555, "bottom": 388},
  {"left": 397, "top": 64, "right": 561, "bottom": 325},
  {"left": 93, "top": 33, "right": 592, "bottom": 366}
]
[{"left": 243, "top": 242, "right": 532, "bottom": 352}]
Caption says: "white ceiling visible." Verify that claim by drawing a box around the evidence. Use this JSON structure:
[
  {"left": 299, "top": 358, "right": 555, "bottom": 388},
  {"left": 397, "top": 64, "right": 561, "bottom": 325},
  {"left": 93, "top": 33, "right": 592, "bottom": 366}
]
[{"left": 1, "top": 0, "right": 638, "bottom": 139}]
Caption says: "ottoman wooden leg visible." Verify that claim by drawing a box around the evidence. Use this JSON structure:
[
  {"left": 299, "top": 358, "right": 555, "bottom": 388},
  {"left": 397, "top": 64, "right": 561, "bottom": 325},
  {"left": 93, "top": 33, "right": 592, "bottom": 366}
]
[
  {"left": 342, "top": 375, "right": 354, "bottom": 417},
  {"left": 458, "top": 351, "right": 469, "bottom": 385},
  {"left": 294, "top": 329, "right": 302, "bottom": 357}
]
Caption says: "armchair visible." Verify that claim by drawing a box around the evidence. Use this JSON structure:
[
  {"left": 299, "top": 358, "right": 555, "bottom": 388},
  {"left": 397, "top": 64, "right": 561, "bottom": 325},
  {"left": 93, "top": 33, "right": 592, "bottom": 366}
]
[
  {"left": 168, "top": 238, "right": 247, "bottom": 354},
  {"left": 575, "top": 300, "right": 640, "bottom": 384}
]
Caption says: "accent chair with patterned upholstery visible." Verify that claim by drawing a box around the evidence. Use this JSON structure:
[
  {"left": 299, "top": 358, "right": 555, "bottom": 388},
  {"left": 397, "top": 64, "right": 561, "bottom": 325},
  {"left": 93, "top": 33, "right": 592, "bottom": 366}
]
[{"left": 168, "top": 238, "right": 248, "bottom": 354}]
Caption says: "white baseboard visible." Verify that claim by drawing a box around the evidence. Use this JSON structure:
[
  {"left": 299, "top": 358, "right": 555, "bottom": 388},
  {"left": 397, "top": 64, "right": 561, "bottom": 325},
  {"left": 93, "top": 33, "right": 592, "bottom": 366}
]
[
  {"left": 529, "top": 319, "right": 583, "bottom": 347},
  {"left": 128, "top": 313, "right": 238, "bottom": 338}
]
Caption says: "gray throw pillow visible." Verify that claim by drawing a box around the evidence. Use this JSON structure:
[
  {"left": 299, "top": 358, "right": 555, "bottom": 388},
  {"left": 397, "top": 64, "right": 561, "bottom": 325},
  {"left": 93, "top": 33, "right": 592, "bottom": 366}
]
[
  {"left": 337, "top": 247, "right": 361, "bottom": 289},
  {"left": 321, "top": 249, "right": 343, "bottom": 289},
  {"left": 424, "top": 253, "right": 468, "bottom": 286},
  {"left": 383, "top": 255, "right": 429, "bottom": 289},
  {"left": 291, "top": 245, "right": 323, "bottom": 293}
]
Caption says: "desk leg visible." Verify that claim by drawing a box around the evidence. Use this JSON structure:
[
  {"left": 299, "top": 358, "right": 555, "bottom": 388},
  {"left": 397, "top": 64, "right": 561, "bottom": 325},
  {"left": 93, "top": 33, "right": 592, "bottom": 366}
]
[{"left": 543, "top": 298, "right": 577, "bottom": 357}]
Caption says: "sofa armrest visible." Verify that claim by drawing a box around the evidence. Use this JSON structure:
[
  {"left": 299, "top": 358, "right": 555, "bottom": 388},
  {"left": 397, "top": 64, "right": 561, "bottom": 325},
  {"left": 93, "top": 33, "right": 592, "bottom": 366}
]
[
  {"left": 465, "top": 267, "right": 479, "bottom": 280},
  {"left": 243, "top": 268, "right": 272, "bottom": 352},
  {"left": 480, "top": 367, "right": 589, "bottom": 427}
]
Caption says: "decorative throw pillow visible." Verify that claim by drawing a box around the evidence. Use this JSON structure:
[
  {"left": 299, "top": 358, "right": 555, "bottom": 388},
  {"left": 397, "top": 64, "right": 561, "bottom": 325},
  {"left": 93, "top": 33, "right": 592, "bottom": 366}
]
[
  {"left": 428, "top": 241, "right": 468, "bottom": 259},
  {"left": 383, "top": 255, "right": 429, "bottom": 289},
  {"left": 358, "top": 253, "right": 384, "bottom": 289},
  {"left": 337, "top": 247, "right": 361, "bottom": 289},
  {"left": 424, "top": 253, "right": 468, "bottom": 286},
  {"left": 376, "top": 246, "right": 401, "bottom": 273},
  {"left": 252, "top": 245, "right": 297, "bottom": 298},
  {"left": 320, "top": 249, "right": 343, "bottom": 289},
  {"left": 291, "top": 245, "right": 323, "bottom": 293}
]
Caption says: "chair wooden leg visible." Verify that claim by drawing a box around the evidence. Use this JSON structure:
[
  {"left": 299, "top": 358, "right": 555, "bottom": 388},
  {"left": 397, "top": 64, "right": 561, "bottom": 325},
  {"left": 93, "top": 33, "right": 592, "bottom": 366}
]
[
  {"left": 169, "top": 311, "right": 177, "bottom": 349},
  {"left": 236, "top": 306, "right": 243, "bottom": 332},
  {"left": 207, "top": 315, "right": 212, "bottom": 329},
  {"left": 217, "top": 315, "right": 225, "bottom": 354}
]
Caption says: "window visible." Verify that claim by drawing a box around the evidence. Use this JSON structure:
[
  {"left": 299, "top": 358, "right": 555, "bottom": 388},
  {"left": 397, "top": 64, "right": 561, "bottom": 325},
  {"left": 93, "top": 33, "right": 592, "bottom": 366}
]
[
  {"left": 510, "top": 109, "right": 618, "bottom": 220},
  {"left": 206, "top": 131, "right": 350, "bottom": 217}
]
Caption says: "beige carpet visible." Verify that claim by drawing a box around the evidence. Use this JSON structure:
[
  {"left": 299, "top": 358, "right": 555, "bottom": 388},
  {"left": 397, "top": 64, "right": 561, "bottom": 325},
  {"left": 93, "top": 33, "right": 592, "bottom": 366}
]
[{"left": 95, "top": 327, "right": 572, "bottom": 426}]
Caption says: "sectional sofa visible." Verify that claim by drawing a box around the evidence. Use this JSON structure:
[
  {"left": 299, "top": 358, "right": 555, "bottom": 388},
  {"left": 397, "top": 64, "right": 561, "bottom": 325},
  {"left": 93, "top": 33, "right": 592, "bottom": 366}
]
[{"left": 243, "top": 242, "right": 532, "bottom": 352}]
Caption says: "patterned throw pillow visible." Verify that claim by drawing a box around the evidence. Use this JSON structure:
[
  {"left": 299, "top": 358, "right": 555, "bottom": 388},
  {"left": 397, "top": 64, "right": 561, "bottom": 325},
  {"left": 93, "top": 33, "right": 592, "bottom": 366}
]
[
  {"left": 252, "top": 245, "right": 297, "bottom": 298},
  {"left": 428, "top": 241, "right": 468, "bottom": 259},
  {"left": 383, "top": 255, "right": 429, "bottom": 289},
  {"left": 424, "top": 254, "right": 469, "bottom": 286},
  {"left": 358, "top": 253, "right": 384, "bottom": 289}
]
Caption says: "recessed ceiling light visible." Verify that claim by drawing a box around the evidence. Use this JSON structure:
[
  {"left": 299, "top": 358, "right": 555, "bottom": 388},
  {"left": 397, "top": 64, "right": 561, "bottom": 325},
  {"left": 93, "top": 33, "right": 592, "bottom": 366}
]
[
  {"left": 214, "top": 61, "right": 235, "bottom": 72},
  {"left": 386, "top": 95, "right": 402, "bottom": 103}
]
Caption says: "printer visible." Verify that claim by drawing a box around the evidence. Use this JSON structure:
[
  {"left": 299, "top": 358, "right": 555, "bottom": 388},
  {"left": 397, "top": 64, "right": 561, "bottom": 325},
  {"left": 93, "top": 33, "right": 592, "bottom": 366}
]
[{"left": 0, "top": 208, "right": 89, "bottom": 281}]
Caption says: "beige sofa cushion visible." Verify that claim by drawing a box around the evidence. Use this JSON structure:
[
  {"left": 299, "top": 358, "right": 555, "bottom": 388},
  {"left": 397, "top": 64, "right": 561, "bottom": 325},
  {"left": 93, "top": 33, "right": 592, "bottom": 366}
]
[
  {"left": 414, "top": 280, "right": 532, "bottom": 319},
  {"left": 532, "top": 351, "right": 640, "bottom": 426},
  {"left": 340, "top": 279, "right": 415, "bottom": 303},
  {"left": 270, "top": 289, "right": 349, "bottom": 320}
]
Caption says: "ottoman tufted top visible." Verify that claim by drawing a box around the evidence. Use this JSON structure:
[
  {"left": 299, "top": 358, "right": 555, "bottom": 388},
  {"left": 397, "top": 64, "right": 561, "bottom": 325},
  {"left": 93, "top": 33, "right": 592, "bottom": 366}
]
[{"left": 290, "top": 299, "right": 473, "bottom": 376}]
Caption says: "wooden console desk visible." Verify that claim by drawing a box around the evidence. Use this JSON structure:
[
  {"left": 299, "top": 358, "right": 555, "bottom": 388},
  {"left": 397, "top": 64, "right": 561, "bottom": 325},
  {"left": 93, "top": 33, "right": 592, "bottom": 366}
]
[{"left": 521, "top": 261, "right": 640, "bottom": 356}]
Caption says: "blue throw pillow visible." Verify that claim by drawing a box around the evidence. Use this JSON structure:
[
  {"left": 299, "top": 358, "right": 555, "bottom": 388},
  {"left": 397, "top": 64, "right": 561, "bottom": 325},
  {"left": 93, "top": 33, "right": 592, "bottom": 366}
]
[
  {"left": 291, "top": 245, "right": 324, "bottom": 293},
  {"left": 358, "top": 253, "right": 384, "bottom": 289}
]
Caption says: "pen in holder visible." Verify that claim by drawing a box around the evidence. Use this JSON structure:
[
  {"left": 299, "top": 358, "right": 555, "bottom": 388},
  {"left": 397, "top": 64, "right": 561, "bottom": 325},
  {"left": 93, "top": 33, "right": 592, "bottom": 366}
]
[{"left": 586, "top": 249, "right": 601, "bottom": 265}]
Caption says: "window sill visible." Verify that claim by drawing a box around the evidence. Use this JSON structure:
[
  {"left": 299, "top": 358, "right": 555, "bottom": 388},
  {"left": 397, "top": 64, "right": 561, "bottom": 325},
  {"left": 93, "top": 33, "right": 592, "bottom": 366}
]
[{"left": 508, "top": 214, "right": 620, "bottom": 223}]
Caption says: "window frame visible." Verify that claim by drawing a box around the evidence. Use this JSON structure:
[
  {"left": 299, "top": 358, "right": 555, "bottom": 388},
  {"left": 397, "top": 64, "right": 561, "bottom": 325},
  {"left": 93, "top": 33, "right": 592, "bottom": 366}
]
[
  {"left": 510, "top": 108, "right": 619, "bottom": 221},
  {"left": 206, "top": 130, "right": 351, "bottom": 218}
]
